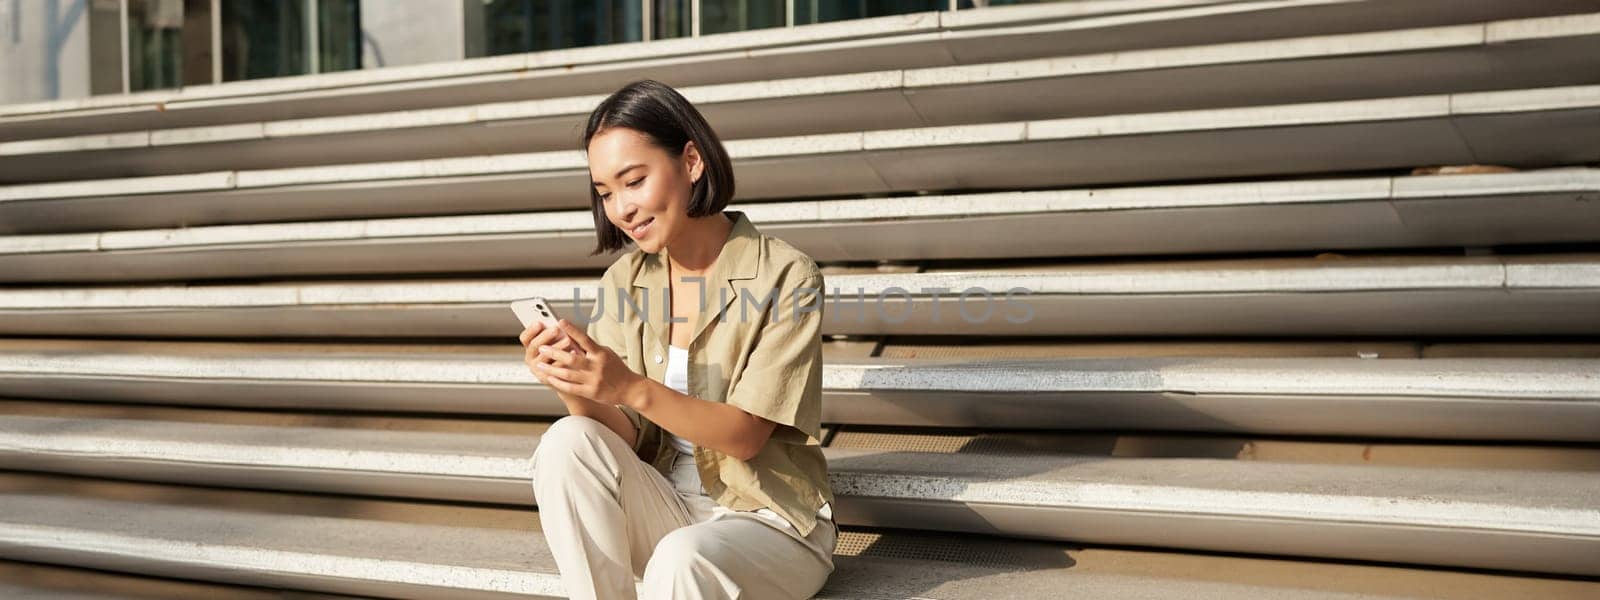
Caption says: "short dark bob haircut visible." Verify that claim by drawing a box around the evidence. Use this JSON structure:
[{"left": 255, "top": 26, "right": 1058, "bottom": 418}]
[{"left": 583, "top": 79, "right": 735, "bottom": 256}]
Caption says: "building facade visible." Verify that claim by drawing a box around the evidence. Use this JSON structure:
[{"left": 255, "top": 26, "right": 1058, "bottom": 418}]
[{"left": 1, "top": 0, "right": 1037, "bottom": 105}]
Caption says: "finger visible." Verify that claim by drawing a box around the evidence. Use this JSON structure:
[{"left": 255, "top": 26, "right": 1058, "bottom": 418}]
[
  {"left": 550, "top": 335, "right": 578, "bottom": 352},
  {"left": 557, "top": 319, "right": 598, "bottom": 353},
  {"left": 534, "top": 361, "right": 580, "bottom": 383},
  {"left": 540, "top": 344, "right": 582, "bottom": 368},
  {"left": 520, "top": 323, "right": 544, "bottom": 347},
  {"left": 539, "top": 336, "right": 582, "bottom": 366},
  {"left": 525, "top": 331, "right": 561, "bottom": 363},
  {"left": 518, "top": 321, "right": 546, "bottom": 346},
  {"left": 543, "top": 374, "right": 573, "bottom": 394},
  {"left": 528, "top": 326, "right": 563, "bottom": 349},
  {"left": 524, "top": 352, "right": 551, "bottom": 385},
  {"left": 537, "top": 351, "right": 560, "bottom": 367},
  {"left": 546, "top": 375, "right": 592, "bottom": 399},
  {"left": 533, "top": 334, "right": 579, "bottom": 363},
  {"left": 559, "top": 336, "right": 587, "bottom": 356}
]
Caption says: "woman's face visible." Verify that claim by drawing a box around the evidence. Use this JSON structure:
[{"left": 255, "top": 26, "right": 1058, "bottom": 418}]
[{"left": 588, "top": 127, "right": 703, "bottom": 254}]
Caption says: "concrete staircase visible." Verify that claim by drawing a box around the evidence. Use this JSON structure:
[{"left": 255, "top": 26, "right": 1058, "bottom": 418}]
[{"left": 1, "top": 1, "right": 1597, "bottom": 598}]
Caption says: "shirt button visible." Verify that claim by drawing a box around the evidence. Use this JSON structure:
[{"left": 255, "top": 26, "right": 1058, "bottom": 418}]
[{"left": 654, "top": 354, "right": 663, "bottom": 364}]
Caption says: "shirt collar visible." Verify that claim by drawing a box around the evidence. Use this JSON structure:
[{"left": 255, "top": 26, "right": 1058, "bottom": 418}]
[
  {"left": 632, "top": 210, "right": 760, "bottom": 287},
  {"left": 629, "top": 210, "right": 762, "bottom": 349}
]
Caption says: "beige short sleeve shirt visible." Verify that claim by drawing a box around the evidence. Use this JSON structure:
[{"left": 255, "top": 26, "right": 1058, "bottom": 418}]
[{"left": 582, "top": 210, "right": 834, "bottom": 537}]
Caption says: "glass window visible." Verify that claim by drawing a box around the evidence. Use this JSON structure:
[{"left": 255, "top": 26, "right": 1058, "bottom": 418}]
[
  {"left": 316, "top": 0, "right": 362, "bottom": 73},
  {"left": 474, "top": 0, "right": 642, "bottom": 57},
  {"left": 793, "top": 0, "right": 943, "bottom": 26},
  {"left": 702, "top": 0, "right": 785, "bottom": 36},
  {"left": 126, "top": 0, "right": 185, "bottom": 91},
  {"left": 958, "top": 0, "right": 1054, "bottom": 7},
  {"left": 221, "top": 0, "right": 359, "bottom": 82},
  {"left": 653, "top": 0, "right": 691, "bottom": 40},
  {"left": 221, "top": 0, "right": 307, "bottom": 81}
]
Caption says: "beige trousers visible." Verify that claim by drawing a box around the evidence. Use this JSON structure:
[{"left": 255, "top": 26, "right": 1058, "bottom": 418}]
[{"left": 531, "top": 415, "right": 838, "bottom": 600}]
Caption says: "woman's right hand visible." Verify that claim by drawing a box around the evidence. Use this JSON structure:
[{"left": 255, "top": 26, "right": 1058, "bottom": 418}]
[
  {"left": 520, "top": 321, "right": 638, "bottom": 446},
  {"left": 519, "top": 322, "right": 587, "bottom": 393}
]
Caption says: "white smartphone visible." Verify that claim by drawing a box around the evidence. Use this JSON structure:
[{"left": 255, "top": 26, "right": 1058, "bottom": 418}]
[{"left": 510, "top": 296, "right": 562, "bottom": 330}]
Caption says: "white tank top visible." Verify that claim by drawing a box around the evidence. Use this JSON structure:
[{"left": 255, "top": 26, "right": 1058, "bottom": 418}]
[{"left": 663, "top": 344, "right": 694, "bottom": 455}]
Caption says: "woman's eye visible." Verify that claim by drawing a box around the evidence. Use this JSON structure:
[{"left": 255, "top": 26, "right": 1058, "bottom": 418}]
[
  {"left": 598, "top": 192, "right": 611, "bottom": 201},
  {"left": 627, "top": 178, "right": 644, "bottom": 188}
]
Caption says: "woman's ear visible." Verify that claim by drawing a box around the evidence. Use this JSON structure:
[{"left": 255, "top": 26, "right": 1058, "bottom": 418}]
[{"left": 683, "top": 140, "right": 703, "bottom": 184}]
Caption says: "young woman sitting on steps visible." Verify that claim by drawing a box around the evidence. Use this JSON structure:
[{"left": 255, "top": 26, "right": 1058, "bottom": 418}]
[{"left": 518, "top": 79, "right": 836, "bottom": 600}]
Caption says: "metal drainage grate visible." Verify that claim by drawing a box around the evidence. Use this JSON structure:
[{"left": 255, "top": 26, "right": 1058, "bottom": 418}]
[{"left": 834, "top": 530, "right": 1064, "bottom": 569}]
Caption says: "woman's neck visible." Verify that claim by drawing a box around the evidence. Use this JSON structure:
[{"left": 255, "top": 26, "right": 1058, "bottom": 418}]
[{"left": 666, "top": 212, "right": 734, "bottom": 276}]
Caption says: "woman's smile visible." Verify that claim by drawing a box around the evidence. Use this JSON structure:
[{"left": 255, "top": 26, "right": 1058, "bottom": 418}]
[{"left": 630, "top": 217, "right": 655, "bottom": 239}]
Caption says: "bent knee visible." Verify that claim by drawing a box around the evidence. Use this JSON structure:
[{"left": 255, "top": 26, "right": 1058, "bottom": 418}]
[
  {"left": 532, "top": 416, "right": 620, "bottom": 476},
  {"left": 538, "top": 415, "right": 612, "bottom": 452},
  {"left": 649, "top": 527, "right": 725, "bottom": 569},
  {"left": 547, "top": 414, "right": 610, "bottom": 438}
]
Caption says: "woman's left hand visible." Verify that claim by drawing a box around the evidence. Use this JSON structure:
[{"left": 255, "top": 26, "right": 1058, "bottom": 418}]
[{"left": 535, "top": 319, "right": 643, "bottom": 407}]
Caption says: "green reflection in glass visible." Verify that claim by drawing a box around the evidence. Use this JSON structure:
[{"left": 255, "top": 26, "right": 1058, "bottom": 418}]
[
  {"left": 479, "top": 0, "right": 643, "bottom": 56},
  {"left": 654, "top": 0, "right": 691, "bottom": 40},
  {"left": 793, "top": 0, "right": 943, "bottom": 25},
  {"left": 702, "top": 0, "right": 784, "bottom": 36},
  {"left": 221, "top": 0, "right": 307, "bottom": 81},
  {"left": 957, "top": 0, "right": 1054, "bottom": 7},
  {"left": 127, "top": 0, "right": 183, "bottom": 92},
  {"left": 220, "top": 0, "right": 358, "bottom": 81},
  {"left": 317, "top": 0, "right": 361, "bottom": 73}
]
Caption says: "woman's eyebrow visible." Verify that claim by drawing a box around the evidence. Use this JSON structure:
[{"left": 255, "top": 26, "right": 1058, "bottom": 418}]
[{"left": 593, "top": 163, "right": 645, "bottom": 186}]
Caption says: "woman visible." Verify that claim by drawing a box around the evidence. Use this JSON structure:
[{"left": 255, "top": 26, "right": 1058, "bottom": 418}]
[{"left": 518, "top": 79, "right": 837, "bottom": 600}]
